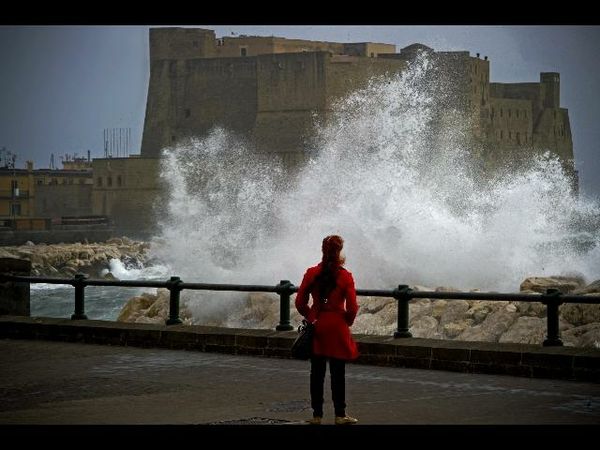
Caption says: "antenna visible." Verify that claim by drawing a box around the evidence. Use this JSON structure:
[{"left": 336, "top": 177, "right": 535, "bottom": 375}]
[{"left": 50, "top": 153, "right": 55, "bottom": 169}]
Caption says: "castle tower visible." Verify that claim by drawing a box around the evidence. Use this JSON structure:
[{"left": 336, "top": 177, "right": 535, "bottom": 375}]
[{"left": 541, "top": 72, "right": 560, "bottom": 109}]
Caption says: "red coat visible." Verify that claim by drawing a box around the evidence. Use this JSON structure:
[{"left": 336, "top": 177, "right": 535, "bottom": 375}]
[{"left": 295, "top": 263, "right": 359, "bottom": 361}]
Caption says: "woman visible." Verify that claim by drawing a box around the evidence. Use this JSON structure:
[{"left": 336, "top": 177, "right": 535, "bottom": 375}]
[{"left": 295, "top": 235, "right": 359, "bottom": 425}]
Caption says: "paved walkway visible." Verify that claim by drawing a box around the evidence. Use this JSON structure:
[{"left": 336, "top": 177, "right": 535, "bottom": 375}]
[{"left": 1, "top": 338, "right": 599, "bottom": 427}]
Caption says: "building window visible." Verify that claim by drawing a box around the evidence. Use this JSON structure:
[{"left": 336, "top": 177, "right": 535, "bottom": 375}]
[
  {"left": 508, "top": 109, "right": 511, "bottom": 118},
  {"left": 240, "top": 47, "right": 247, "bottom": 57},
  {"left": 10, "top": 203, "right": 21, "bottom": 216},
  {"left": 171, "top": 135, "right": 176, "bottom": 142},
  {"left": 50, "top": 178, "right": 58, "bottom": 185},
  {"left": 500, "top": 130, "right": 503, "bottom": 140},
  {"left": 185, "top": 108, "right": 191, "bottom": 118},
  {"left": 79, "top": 179, "right": 85, "bottom": 184},
  {"left": 524, "top": 111, "right": 527, "bottom": 118},
  {"left": 516, "top": 132, "right": 520, "bottom": 144},
  {"left": 107, "top": 177, "right": 112, "bottom": 187},
  {"left": 192, "top": 40, "right": 198, "bottom": 48},
  {"left": 36, "top": 179, "right": 44, "bottom": 185},
  {"left": 97, "top": 177, "right": 103, "bottom": 187},
  {"left": 500, "top": 109, "right": 503, "bottom": 117},
  {"left": 509, "top": 131, "right": 512, "bottom": 140},
  {"left": 117, "top": 175, "right": 122, "bottom": 187},
  {"left": 370, "top": 52, "right": 375, "bottom": 57},
  {"left": 516, "top": 110, "right": 519, "bottom": 118}
]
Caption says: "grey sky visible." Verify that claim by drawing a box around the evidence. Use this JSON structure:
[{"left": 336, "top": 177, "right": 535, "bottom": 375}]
[{"left": 0, "top": 25, "right": 598, "bottom": 199}]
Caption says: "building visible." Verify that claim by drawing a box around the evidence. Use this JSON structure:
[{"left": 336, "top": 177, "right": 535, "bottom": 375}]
[
  {"left": 91, "top": 156, "right": 162, "bottom": 235},
  {"left": 102, "top": 27, "right": 577, "bottom": 235},
  {"left": 0, "top": 160, "right": 93, "bottom": 221}
]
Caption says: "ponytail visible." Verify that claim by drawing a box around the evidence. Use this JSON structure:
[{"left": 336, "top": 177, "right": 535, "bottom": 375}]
[{"left": 316, "top": 235, "right": 345, "bottom": 300}]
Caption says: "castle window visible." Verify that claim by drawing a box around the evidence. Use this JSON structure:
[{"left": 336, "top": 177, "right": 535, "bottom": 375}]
[
  {"left": 185, "top": 108, "right": 191, "bottom": 118},
  {"left": 500, "top": 130, "right": 503, "bottom": 140},
  {"left": 500, "top": 109, "right": 503, "bottom": 118},
  {"left": 370, "top": 52, "right": 374, "bottom": 57},
  {"left": 491, "top": 107, "right": 494, "bottom": 119},
  {"left": 192, "top": 41, "right": 198, "bottom": 48},
  {"left": 524, "top": 111, "right": 527, "bottom": 118},
  {"left": 516, "top": 110, "right": 519, "bottom": 118},
  {"left": 10, "top": 203, "right": 21, "bottom": 216},
  {"left": 516, "top": 132, "right": 520, "bottom": 144},
  {"left": 508, "top": 109, "right": 511, "bottom": 118},
  {"left": 36, "top": 178, "right": 43, "bottom": 185},
  {"left": 97, "top": 177, "right": 102, "bottom": 187},
  {"left": 107, "top": 177, "right": 112, "bottom": 187},
  {"left": 509, "top": 131, "right": 512, "bottom": 140},
  {"left": 117, "top": 175, "right": 122, "bottom": 187},
  {"left": 217, "top": 38, "right": 224, "bottom": 47},
  {"left": 240, "top": 47, "right": 247, "bottom": 57}
]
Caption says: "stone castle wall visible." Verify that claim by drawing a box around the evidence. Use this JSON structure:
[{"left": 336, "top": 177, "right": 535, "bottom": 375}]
[{"left": 119, "top": 28, "right": 577, "bottom": 233}]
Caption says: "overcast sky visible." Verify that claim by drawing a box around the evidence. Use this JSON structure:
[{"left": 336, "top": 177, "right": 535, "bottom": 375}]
[{"left": 0, "top": 25, "right": 598, "bottom": 199}]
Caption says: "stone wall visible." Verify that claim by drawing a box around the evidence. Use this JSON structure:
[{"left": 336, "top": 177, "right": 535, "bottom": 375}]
[{"left": 91, "top": 157, "right": 162, "bottom": 237}]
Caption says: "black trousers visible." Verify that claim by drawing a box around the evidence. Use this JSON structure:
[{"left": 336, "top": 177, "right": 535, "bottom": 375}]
[{"left": 310, "top": 355, "right": 346, "bottom": 417}]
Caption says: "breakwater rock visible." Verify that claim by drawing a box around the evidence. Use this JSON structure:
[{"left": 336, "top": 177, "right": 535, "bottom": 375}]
[
  {"left": 0, "top": 237, "right": 150, "bottom": 278},
  {"left": 118, "top": 275, "right": 600, "bottom": 348}
]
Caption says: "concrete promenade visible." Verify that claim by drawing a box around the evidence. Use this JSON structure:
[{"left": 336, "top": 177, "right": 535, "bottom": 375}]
[{"left": 1, "top": 338, "right": 599, "bottom": 427}]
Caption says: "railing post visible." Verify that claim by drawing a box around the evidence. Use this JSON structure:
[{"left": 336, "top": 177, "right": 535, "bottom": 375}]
[
  {"left": 393, "top": 284, "right": 413, "bottom": 338},
  {"left": 542, "top": 288, "right": 563, "bottom": 347},
  {"left": 166, "top": 276, "right": 183, "bottom": 325},
  {"left": 275, "top": 280, "right": 294, "bottom": 331},
  {"left": 71, "top": 272, "right": 88, "bottom": 320}
]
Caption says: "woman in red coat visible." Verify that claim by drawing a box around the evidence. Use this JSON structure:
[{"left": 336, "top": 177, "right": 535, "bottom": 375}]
[{"left": 295, "top": 235, "right": 359, "bottom": 425}]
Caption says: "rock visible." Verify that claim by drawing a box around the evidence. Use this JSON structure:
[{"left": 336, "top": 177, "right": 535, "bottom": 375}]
[
  {"left": 360, "top": 297, "right": 393, "bottom": 315},
  {"left": 439, "top": 300, "right": 470, "bottom": 326},
  {"left": 408, "top": 299, "right": 432, "bottom": 321},
  {"left": 573, "top": 279, "right": 600, "bottom": 295},
  {"left": 499, "top": 316, "right": 546, "bottom": 345},
  {"left": 25, "top": 241, "right": 35, "bottom": 246},
  {"left": 442, "top": 319, "right": 474, "bottom": 339},
  {"left": 431, "top": 300, "right": 447, "bottom": 319},
  {"left": 117, "top": 294, "right": 156, "bottom": 322},
  {"left": 103, "top": 272, "right": 119, "bottom": 281},
  {"left": 520, "top": 276, "right": 586, "bottom": 294},
  {"left": 559, "top": 303, "right": 600, "bottom": 326},
  {"left": 409, "top": 316, "right": 438, "bottom": 339}
]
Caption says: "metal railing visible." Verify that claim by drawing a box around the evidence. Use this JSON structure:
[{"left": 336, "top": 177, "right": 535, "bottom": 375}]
[{"left": 2, "top": 273, "right": 598, "bottom": 347}]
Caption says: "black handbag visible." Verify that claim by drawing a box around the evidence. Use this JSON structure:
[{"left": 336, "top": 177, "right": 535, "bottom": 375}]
[{"left": 291, "top": 319, "right": 315, "bottom": 360}]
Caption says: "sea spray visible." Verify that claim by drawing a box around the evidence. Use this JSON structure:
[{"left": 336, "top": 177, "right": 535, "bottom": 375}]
[{"left": 148, "top": 54, "right": 600, "bottom": 325}]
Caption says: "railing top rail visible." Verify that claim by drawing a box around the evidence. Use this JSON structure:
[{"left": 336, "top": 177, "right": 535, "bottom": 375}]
[{"left": 1, "top": 273, "right": 598, "bottom": 304}]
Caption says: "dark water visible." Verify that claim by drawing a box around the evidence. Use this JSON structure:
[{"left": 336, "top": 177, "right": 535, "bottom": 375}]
[{"left": 30, "top": 285, "right": 154, "bottom": 321}]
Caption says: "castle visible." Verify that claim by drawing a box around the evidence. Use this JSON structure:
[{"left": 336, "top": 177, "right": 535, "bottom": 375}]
[{"left": 92, "top": 27, "right": 577, "bottom": 235}]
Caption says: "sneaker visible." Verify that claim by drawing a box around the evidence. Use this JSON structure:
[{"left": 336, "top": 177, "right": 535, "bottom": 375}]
[
  {"left": 335, "top": 415, "right": 358, "bottom": 425},
  {"left": 306, "top": 416, "right": 322, "bottom": 425}
]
